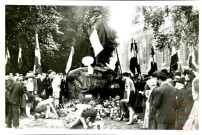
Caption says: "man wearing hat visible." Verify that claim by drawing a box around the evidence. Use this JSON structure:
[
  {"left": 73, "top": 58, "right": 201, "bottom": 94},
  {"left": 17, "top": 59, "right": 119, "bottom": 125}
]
[
  {"left": 183, "top": 69, "right": 195, "bottom": 102},
  {"left": 89, "top": 7, "right": 103, "bottom": 34},
  {"left": 174, "top": 77, "right": 189, "bottom": 130}
]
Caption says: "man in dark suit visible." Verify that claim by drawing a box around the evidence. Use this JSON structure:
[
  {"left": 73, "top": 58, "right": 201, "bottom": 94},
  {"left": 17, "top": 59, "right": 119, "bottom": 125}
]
[
  {"left": 7, "top": 77, "right": 41, "bottom": 128},
  {"left": 36, "top": 73, "right": 46, "bottom": 99},
  {"left": 174, "top": 77, "right": 191, "bottom": 130},
  {"left": 59, "top": 73, "right": 68, "bottom": 105},
  {"left": 45, "top": 70, "right": 54, "bottom": 99},
  {"left": 148, "top": 72, "right": 159, "bottom": 129},
  {"left": 154, "top": 71, "right": 177, "bottom": 130}
]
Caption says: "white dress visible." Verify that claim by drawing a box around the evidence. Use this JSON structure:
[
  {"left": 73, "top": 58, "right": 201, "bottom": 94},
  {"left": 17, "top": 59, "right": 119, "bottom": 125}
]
[{"left": 52, "top": 75, "right": 61, "bottom": 105}]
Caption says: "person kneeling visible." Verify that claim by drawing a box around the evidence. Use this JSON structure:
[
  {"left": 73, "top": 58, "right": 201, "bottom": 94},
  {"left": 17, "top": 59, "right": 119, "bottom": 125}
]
[
  {"left": 35, "top": 96, "right": 58, "bottom": 119},
  {"left": 69, "top": 100, "right": 97, "bottom": 129}
]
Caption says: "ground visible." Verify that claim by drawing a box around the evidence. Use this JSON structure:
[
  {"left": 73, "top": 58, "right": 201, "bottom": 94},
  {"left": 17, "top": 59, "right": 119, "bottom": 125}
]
[{"left": 18, "top": 114, "right": 143, "bottom": 130}]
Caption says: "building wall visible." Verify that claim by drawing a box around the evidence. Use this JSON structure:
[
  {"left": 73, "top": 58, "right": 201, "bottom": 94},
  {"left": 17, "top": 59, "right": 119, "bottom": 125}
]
[{"left": 118, "top": 21, "right": 189, "bottom": 75}]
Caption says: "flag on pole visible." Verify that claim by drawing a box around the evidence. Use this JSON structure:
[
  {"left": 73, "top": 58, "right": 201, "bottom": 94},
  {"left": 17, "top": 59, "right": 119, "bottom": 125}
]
[
  {"left": 170, "top": 46, "right": 179, "bottom": 73},
  {"left": 148, "top": 46, "right": 158, "bottom": 76},
  {"left": 130, "top": 40, "right": 141, "bottom": 76},
  {"left": 175, "top": 62, "right": 183, "bottom": 76},
  {"left": 65, "top": 46, "right": 74, "bottom": 74},
  {"left": 106, "top": 50, "right": 118, "bottom": 70},
  {"left": 188, "top": 46, "right": 197, "bottom": 71},
  {"left": 89, "top": 29, "right": 104, "bottom": 56},
  {"left": 5, "top": 47, "right": 10, "bottom": 65},
  {"left": 96, "top": 19, "right": 111, "bottom": 48},
  {"left": 18, "top": 44, "right": 22, "bottom": 68},
  {"left": 115, "top": 49, "right": 122, "bottom": 74},
  {"left": 33, "top": 33, "right": 42, "bottom": 74}
]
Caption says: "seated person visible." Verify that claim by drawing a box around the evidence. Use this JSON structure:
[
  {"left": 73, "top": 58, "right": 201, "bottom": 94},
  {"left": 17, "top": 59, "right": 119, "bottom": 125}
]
[
  {"left": 35, "top": 96, "right": 58, "bottom": 119},
  {"left": 69, "top": 100, "right": 97, "bottom": 129}
]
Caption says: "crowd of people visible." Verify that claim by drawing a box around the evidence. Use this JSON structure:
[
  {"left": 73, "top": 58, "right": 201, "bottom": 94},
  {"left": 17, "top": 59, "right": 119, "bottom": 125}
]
[
  {"left": 118, "top": 68, "right": 199, "bottom": 130},
  {"left": 5, "top": 70, "right": 68, "bottom": 128},
  {"left": 5, "top": 67, "right": 199, "bottom": 130}
]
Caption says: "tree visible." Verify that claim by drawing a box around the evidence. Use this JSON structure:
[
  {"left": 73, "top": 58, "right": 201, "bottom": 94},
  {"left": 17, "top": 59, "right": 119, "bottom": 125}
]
[
  {"left": 6, "top": 5, "right": 118, "bottom": 74},
  {"left": 6, "top": 5, "right": 63, "bottom": 75},
  {"left": 55, "top": 6, "right": 118, "bottom": 70},
  {"left": 133, "top": 6, "right": 199, "bottom": 52}
]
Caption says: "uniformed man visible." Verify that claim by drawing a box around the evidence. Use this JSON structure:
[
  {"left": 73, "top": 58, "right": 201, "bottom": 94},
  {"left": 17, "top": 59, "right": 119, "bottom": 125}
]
[{"left": 89, "top": 7, "right": 103, "bottom": 35}]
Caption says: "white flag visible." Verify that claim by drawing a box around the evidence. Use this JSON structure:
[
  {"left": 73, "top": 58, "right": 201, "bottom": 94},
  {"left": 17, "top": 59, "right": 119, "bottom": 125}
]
[
  {"left": 33, "top": 33, "right": 42, "bottom": 74},
  {"left": 18, "top": 46, "right": 22, "bottom": 68},
  {"left": 5, "top": 47, "right": 10, "bottom": 65},
  {"left": 89, "top": 29, "right": 104, "bottom": 56},
  {"left": 65, "top": 46, "right": 74, "bottom": 74}
]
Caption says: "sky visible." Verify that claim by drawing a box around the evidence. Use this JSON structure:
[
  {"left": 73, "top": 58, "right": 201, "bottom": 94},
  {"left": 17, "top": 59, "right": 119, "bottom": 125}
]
[{"left": 109, "top": 5, "right": 138, "bottom": 44}]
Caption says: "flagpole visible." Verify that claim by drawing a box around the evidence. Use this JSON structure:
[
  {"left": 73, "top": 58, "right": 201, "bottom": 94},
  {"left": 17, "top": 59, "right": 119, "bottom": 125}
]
[
  {"left": 18, "top": 43, "right": 22, "bottom": 69},
  {"left": 65, "top": 46, "right": 74, "bottom": 74},
  {"left": 115, "top": 48, "right": 122, "bottom": 74},
  {"left": 134, "top": 40, "right": 142, "bottom": 80},
  {"left": 33, "top": 32, "right": 42, "bottom": 74}
]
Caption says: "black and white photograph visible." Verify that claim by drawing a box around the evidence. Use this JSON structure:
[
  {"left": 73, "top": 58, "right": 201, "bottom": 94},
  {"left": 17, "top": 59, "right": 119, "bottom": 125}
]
[{"left": 2, "top": 0, "right": 200, "bottom": 134}]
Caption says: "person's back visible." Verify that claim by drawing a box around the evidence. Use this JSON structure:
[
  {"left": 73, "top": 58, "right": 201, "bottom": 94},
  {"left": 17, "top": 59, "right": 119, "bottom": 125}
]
[
  {"left": 9, "top": 82, "right": 25, "bottom": 105},
  {"left": 37, "top": 98, "right": 52, "bottom": 106},
  {"left": 155, "top": 83, "right": 176, "bottom": 122},
  {"left": 153, "top": 71, "right": 177, "bottom": 129}
]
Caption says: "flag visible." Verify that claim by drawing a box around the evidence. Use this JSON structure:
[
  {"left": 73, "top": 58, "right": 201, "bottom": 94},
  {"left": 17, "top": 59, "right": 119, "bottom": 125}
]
[
  {"left": 96, "top": 19, "right": 111, "bottom": 48},
  {"left": 33, "top": 33, "right": 42, "bottom": 74},
  {"left": 5, "top": 47, "right": 10, "bottom": 65},
  {"left": 188, "top": 46, "right": 197, "bottom": 71},
  {"left": 89, "top": 29, "right": 104, "bottom": 56},
  {"left": 175, "top": 63, "right": 183, "bottom": 76},
  {"left": 130, "top": 41, "right": 141, "bottom": 75},
  {"left": 106, "top": 50, "right": 118, "bottom": 70},
  {"left": 148, "top": 46, "right": 158, "bottom": 76},
  {"left": 18, "top": 44, "right": 22, "bottom": 68},
  {"left": 65, "top": 46, "right": 74, "bottom": 74},
  {"left": 170, "top": 46, "right": 179, "bottom": 73}
]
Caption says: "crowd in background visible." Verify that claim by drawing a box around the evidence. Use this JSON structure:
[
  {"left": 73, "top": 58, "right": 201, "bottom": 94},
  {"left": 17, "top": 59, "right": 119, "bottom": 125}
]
[
  {"left": 5, "top": 68, "right": 199, "bottom": 130},
  {"left": 5, "top": 70, "right": 68, "bottom": 128},
  {"left": 118, "top": 68, "right": 199, "bottom": 130}
]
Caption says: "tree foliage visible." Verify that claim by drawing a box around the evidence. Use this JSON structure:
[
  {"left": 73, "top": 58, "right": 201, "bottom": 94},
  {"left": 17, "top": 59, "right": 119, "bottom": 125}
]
[
  {"left": 6, "top": 5, "right": 63, "bottom": 74},
  {"left": 135, "top": 6, "right": 199, "bottom": 52},
  {"left": 6, "top": 5, "right": 118, "bottom": 74}
]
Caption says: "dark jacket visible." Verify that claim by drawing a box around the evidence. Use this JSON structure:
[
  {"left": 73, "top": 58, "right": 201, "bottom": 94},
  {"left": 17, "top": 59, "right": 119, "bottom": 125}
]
[
  {"left": 8, "top": 82, "right": 35, "bottom": 105},
  {"left": 37, "top": 78, "right": 45, "bottom": 95},
  {"left": 175, "top": 87, "right": 194, "bottom": 127},
  {"left": 154, "top": 83, "right": 177, "bottom": 122},
  {"left": 148, "top": 86, "right": 158, "bottom": 119}
]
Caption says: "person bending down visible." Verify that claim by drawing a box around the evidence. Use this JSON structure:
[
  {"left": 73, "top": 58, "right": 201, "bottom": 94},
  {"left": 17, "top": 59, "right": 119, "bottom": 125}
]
[
  {"left": 69, "top": 100, "right": 97, "bottom": 129},
  {"left": 35, "top": 96, "right": 58, "bottom": 119}
]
